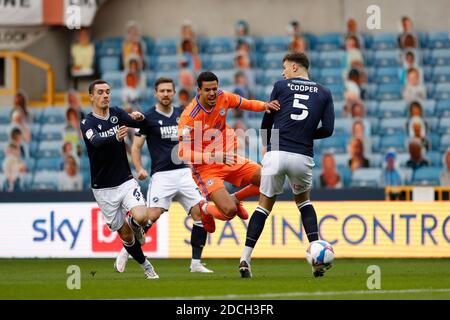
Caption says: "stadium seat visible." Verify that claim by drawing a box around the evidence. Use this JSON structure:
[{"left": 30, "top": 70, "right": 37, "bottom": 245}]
[
  {"left": 99, "top": 56, "right": 121, "bottom": 74},
  {"left": 377, "top": 101, "right": 406, "bottom": 117},
  {"left": 31, "top": 171, "right": 60, "bottom": 191},
  {"left": 379, "top": 134, "right": 407, "bottom": 153},
  {"left": 40, "top": 124, "right": 65, "bottom": 141},
  {"left": 258, "top": 52, "right": 285, "bottom": 69},
  {"left": 153, "top": 38, "right": 178, "bottom": 55},
  {"left": 375, "top": 67, "right": 402, "bottom": 84},
  {"left": 319, "top": 68, "right": 344, "bottom": 85},
  {"left": 318, "top": 135, "right": 349, "bottom": 153},
  {"left": 154, "top": 55, "right": 179, "bottom": 72},
  {"left": 36, "top": 157, "right": 61, "bottom": 171},
  {"left": 203, "top": 53, "right": 236, "bottom": 70},
  {"left": 326, "top": 84, "right": 344, "bottom": 101},
  {"left": 399, "top": 168, "right": 413, "bottom": 184},
  {"left": 376, "top": 83, "right": 403, "bottom": 100},
  {"left": 364, "top": 100, "right": 379, "bottom": 117},
  {"left": 421, "top": 99, "right": 436, "bottom": 116},
  {"left": 430, "top": 49, "right": 450, "bottom": 66},
  {"left": 97, "top": 37, "right": 123, "bottom": 56},
  {"left": 37, "top": 140, "right": 63, "bottom": 158},
  {"left": 379, "top": 118, "right": 407, "bottom": 134},
  {"left": 373, "top": 50, "right": 401, "bottom": 67},
  {"left": 102, "top": 71, "right": 124, "bottom": 88},
  {"left": 412, "top": 166, "right": 442, "bottom": 186},
  {"left": 395, "top": 152, "right": 410, "bottom": 168},
  {"left": 429, "top": 133, "right": 441, "bottom": 151},
  {"left": 315, "top": 33, "right": 343, "bottom": 51},
  {"left": 262, "top": 69, "right": 283, "bottom": 86},
  {"left": 370, "top": 33, "right": 398, "bottom": 50},
  {"left": 203, "top": 37, "right": 235, "bottom": 54},
  {"left": 436, "top": 99, "right": 450, "bottom": 116},
  {"left": 440, "top": 134, "right": 450, "bottom": 151},
  {"left": 334, "top": 118, "right": 352, "bottom": 135},
  {"left": 350, "top": 168, "right": 382, "bottom": 187},
  {"left": 426, "top": 151, "right": 443, "bottom": 166},
  {"left": 431, "top": 66, "right": 450, "bottom": 83},
  {"left": 434, "top": 83, "right": 450, "bottom": 100},
  {"left": 427, "top": 32, "right": 450, "bottom": 49},
  {"left": 256, "top": 36, "right": 290, "bottom": 53},
  {"left": 319, "top": 50, "right": 345, "bottom": 68}
]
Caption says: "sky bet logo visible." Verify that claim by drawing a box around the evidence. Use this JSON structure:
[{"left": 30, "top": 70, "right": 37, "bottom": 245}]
[{"left": 33, "top": 211, "right": 84, "bottom": 249}]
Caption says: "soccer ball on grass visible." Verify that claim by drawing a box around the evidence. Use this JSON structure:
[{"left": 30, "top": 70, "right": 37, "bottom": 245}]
[{"left": 306, "top": 240, "right": 334, "bottom": 270}]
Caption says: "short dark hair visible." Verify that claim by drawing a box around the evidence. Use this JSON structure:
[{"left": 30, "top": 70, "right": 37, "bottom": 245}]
[
  {"left": 283, "top": 52, "right": 309, "bottom": 70},
  {"left": 10, "top": 127, "right": 22, "bottom": 139},
  {"left": 154, "top": 77, "right": 175, "bottom": 91},
  {"left": 197, "top": 71, "right": 219, "bottom": 89},
  {"left": 88, "top": 80, "right": 110, "bottom": 94}
]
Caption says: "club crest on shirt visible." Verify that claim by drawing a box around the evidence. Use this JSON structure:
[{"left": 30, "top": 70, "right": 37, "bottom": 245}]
[
  {"left": 176, "top": 117, "right": 180, "bottom": 123},
  {"left": 98, "top": 124, "right": 102, "bottom": 130},
  {"left": 207, "top": 179, "right": 214, "bottom": 186},
  {"left": 158, "top": 120, "right": 163, "bottom": 125},
  {"left": 219, "top": 108, "right": 226, "bottom": 116},
  {"left": 110, "top": 116, "right": 118, "bottom": 124}
]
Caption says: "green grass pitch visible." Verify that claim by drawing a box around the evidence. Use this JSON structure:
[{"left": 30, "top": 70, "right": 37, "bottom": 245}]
[{"left": 1, "top": 258, "right": 449, "bottom": 300}]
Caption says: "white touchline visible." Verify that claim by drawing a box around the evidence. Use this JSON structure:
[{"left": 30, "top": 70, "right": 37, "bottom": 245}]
[{"left": 136, "top": 288, "right": 450, "bottom": 300}]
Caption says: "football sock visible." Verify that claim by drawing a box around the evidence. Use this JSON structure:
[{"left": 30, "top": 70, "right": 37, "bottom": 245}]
[
  {"left": 234, "top": 184, "right": 260, "bottom": 202},
  {"left": 191, "top": 222, "right": 207, "bottom": 260},
  {"left": 201, "top": 202, "right": 233, "bottom": 221},
  {"left": 123, "top": 237, "right": 146, "bottom": 264},
  {"left": 297, "top": 201, "right": 319, "bottom": 242},
  {"left": 244, "top": 206, "right": 270, "bottom": 249}
]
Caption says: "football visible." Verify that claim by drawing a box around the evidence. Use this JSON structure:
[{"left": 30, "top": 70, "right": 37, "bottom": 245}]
[{"left": 306, "top": 240, "right": 335, "bottom": 270}]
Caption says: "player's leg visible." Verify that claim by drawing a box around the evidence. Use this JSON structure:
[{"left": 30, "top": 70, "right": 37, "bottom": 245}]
[
  {"left": 239, "top": 151, "right": 285, "bottom": 278},
  {"left": 116, "top": 220, "right": 159, "bottom": 279}
]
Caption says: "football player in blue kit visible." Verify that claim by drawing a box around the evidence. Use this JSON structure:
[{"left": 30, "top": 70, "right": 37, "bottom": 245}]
[
  {"left": 81, "top": 80, "right": 158, "bottom": 279},
  {"left": 239, "top": 52, "right": 335, "bottom": 278},
  {"left": 114, "top": 78, "right": 219, "bottom": 273}
]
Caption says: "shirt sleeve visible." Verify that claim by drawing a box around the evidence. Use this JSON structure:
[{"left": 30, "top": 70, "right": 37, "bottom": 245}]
[
  {"left": 314, "top": 90, "right": 335, "bottom": 139},
  {"left": 80, "top": 118, "right": 118, "bottom": 147},
  {"left": 115, "top": 107, "right": 147, "bottom": 128},
  {"left": 226, "top": 91, "right": 266, "bottom": 112}
]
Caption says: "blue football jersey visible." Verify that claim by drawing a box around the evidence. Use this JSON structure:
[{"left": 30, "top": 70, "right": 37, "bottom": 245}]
[
  {"left": 262, "top": 77, "right": 335, "bottom": 157},
  {"left": 135, "top": 106, "right": 187, "bottom": 175},
  {"left": 80, "top": 107, "right": 146, "bottom": 189}
]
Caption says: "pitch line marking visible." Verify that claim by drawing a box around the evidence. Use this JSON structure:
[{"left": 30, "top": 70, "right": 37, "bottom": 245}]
[{"left": 138, "top": 288, "right": 450, "bottom": 300}]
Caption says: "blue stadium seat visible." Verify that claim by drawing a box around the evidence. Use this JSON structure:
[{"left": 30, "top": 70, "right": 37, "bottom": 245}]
[
  {"left": 431, "top": 66, "right": 450, "bottom": 83},
  {"left": 433, "top": 82, "right": 450, "bottom": 100},
  {"left": 376, "top": 83, "right": 403, "bottom": 100},
  {"left": 262, "top": 69, "right": 283, "bottom": 86},
  {"left": 318, "top": 135, "right": 349, "bottom": 153},
  {"left": 364, "top": 100, "right": 379, "bottom": 117},
  {"left": 256, "top": 36, "right": 290, "bottom": 53},
  {"left": 438, "top": 117, "right": 450, "bottom": 134},
  {"left": 440, "top": 134, "right": 450, "bottom": 151},
  {"left": 421, "top": 99, "right": 436, "bottom": 116},
  {"left": 370, "top": 33, "right": 398, "bottom": 50},
  {"left": 326, "top": 84, "right": 344, "bottom": 101},
  {"left": 203, "top": 53, "right": 236, "bottom": 70},
  {"left": 379, "top": 118, "right": 406, "bottom": 134},
  {"left": 36, "top": 157, "right": 61, "bottom": 171},
  {"left": 427, "top": 32, "right": 450, "bottom": 49},
  {"left": 338, "top": 167, "right": 353, "bottom": 187},
  {"left": 319, "top": 50, "right": 345, "bottom": 68},
  {"left": 154, "top": 70, "right": 179, "bottom": 84},
  {"left": 153, "top": 38, "right": 177, "bottom": 55},
  {"left": 31, "top": 171, "right": 60, "bottom": 191},
  {"left": 373, "top": 50, "right": 401, "bottom": 67},
  {"left": 99, "top": 56, "right": 121, "bottom": 74},
  {"left": 315, "top": 33, "right": 343, "bottom": 51},
  {"left": 102, "top": 71, "right": 124, "bottom": 88},
  {"left": 42, "top": 108, "right": 66, "bottom": 124},
  {"left": 0, "top": 107, "right": 11, "bottom": 125},
  {"left": 350, "top": 168, "right": 382, "bottom": 187},
  {"left": 29, "top": 108, "right": 43, "bottom": 124},
  {"left": 429, "top": 133, "right": 441, "bottom": 151},
  {"left": 412, "top": 166, "right": 442, "bottom": 186},
  {"left": 97, "top": 37, "right": 123, "bottom": 56},
  {"left": 426, "top": 151, "right": 443, "bottom": 166},
  {"left": 333, "top": 118, "right": 352, "bottom": 135},
  {"left": 396, "top": 152, "right": 410, "bottom": 168},
  {"left": 319, "top": 68, "right": 344, "bottom": 85},
  {"left": 258, "top": 52, "right": 285, "bottom": 69},
  {"left": 379, "top": 134, "right": 407, "bottom": 153},
  {"left": 377, "top": 100, "right": 406, "bottom": 117},
  {"left": 40, "top": 124, "right": 65, "bottom": 141},
  {"left": 375, "top": 67, "right": 402, "bottom": 84},
  {"left": 109, "top": 89, "right": 122, "bottom": 107},
  {"left": 203, "top": 37, "right": 235, "bottom": 54},
  {"left": 430, "top": 49, "right": 450, "bottom": 66},
  {"left": 37, "top": 141, "right": 63, "bottom": 158},
  {"left": 399, "top": 168, "right": 413, "bottom": 184},
  {"left": 436, "top": 99, "right": 450, "bottom": 116},
  {"left": 154, "top": 54, "right": 179, "bottom": 72}
]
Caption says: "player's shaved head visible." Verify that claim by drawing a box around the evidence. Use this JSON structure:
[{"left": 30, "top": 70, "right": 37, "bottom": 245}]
[
  {"left": 283, "top": 52, "right": 310, "bottom": 71},
  {"left": 197, "top": 71, "right": 219, "bottom": 89}
]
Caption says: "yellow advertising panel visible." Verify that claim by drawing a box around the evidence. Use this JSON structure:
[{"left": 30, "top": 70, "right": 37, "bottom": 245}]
[{"left": 168, "top": 201, "right": 450, "bottom": 258}]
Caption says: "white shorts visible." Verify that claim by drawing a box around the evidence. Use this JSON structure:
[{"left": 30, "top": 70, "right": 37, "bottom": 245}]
[
  {"left": 147, "top": 168, "right": 204, "bottom": 214},
  {"left": 260, "top": 151, "right": 315, "bottom": 197},
  {"left": 92, "top": 178, "right": 146, "bottom": 232}
]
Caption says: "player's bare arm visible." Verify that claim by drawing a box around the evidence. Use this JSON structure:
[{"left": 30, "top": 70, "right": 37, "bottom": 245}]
[{"left": 131, "top": 134, "right": 149, "bottom": 180}]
